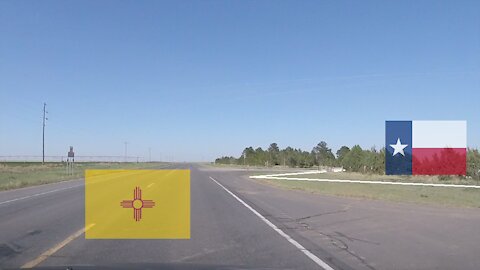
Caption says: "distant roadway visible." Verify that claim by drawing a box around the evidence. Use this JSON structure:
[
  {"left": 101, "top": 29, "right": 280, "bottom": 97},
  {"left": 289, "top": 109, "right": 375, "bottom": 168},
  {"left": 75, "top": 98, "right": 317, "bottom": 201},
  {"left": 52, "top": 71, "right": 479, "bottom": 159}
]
[{"left": 1, "top": 163, "right": 480, "bottom": 270}]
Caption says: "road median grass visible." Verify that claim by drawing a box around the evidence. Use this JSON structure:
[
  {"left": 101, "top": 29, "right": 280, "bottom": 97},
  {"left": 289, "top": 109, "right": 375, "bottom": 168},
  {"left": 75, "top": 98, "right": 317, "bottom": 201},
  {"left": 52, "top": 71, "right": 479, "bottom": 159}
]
[
  {"left": 286, "top": 171, "right": 480, "bottom": 186},
  {"left": 0, "top": 162, "right": 170, "bottom": 191},
  {"left": 252, "top": 172, "right": 480, "bottom": 208}
]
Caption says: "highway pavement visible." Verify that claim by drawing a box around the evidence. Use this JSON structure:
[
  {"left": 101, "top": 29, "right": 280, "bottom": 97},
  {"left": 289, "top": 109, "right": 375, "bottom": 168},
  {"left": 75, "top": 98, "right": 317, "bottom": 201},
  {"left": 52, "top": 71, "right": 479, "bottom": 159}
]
[{"left": 1, "top": 164, "right": 480, "bottom": 270}]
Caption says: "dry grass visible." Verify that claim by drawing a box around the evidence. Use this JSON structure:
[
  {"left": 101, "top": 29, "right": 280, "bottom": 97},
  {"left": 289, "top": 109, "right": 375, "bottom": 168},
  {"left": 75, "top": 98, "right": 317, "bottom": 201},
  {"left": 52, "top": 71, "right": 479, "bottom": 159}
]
[
  {"left": 250, "top": 170, "right": 480, "bottom": 208},
  {"left": 0, "top": 162, "right": 170, "bottom": 190}
]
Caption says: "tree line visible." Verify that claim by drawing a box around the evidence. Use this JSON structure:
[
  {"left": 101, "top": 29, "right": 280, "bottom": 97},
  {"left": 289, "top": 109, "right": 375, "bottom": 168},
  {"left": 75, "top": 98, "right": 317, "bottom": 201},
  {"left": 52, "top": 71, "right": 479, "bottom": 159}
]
[{"left": 215, "top": 141, "right": 480, "bottom": 178}]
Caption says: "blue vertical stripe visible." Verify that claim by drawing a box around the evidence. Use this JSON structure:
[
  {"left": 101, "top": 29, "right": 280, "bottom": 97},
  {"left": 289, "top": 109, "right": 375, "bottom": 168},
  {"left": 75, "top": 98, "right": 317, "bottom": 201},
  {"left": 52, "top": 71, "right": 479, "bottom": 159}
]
[{"left": 385, "top": 121, "right": 412, "bottom": 175}]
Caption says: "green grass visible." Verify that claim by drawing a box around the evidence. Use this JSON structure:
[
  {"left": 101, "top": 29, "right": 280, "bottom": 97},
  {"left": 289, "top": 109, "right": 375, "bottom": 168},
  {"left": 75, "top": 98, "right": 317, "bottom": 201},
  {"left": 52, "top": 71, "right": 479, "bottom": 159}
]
[
  {"left": 253, "top": 174, "right": 480, "bottom": 208},
  {"left": 0, "top": 162, "right": 171, "bottom": 191},
  {"left": 288, "top": 172, "right": 480, "bottom": 186}
]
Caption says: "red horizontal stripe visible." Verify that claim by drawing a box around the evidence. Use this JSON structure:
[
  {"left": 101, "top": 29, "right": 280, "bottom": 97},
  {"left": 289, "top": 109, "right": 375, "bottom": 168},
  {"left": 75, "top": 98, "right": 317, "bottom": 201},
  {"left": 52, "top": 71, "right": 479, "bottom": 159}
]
[{"left": 412, "top": 148, "right": 466, "bottom": 175}]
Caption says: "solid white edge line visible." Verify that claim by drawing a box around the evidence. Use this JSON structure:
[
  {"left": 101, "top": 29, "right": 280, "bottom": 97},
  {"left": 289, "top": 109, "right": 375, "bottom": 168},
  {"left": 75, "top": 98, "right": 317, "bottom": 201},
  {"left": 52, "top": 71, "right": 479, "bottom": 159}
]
[
  {"left": 253, "top": 170, "right": 327, "bottom": 179},
  {"left": 209, "top": 176, "right": 335, "bottom": 270},
  {"left": 250, "top": 171, "right": 480, "bottom": 189},
  {"left": 250, "top": 175, "right": 480, "bottom": 189},
  {"left": 0, "top": 185, "right": 83, "bottom": 206}
]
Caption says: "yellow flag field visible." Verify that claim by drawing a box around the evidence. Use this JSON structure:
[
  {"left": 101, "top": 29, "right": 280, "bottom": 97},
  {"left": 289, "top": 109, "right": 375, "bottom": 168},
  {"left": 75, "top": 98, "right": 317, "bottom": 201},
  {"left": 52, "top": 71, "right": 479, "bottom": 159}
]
[{"left": 85, "top": 170, "right": 190, "bottom": 239}]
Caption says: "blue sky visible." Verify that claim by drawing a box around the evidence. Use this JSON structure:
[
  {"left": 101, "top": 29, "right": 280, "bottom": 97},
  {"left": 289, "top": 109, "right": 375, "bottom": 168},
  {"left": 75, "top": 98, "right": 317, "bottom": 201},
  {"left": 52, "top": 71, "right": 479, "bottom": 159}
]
[{"left": 1, "top": 1, "right": 479, "bottom": 161}]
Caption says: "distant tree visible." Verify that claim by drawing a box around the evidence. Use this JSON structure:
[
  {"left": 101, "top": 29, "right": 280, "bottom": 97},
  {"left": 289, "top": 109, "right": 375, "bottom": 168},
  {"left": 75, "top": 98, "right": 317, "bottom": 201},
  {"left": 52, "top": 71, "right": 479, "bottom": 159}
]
[
  {"left": 336, "top": 146, "right": 350, "bottom": 165},
  {"left": 362, "top": 146, "right": 384, "bottom": 174},
  {"left": 282, "top": 147, "right": 295, "bottom": 167},
  {"left": 242, "top": 147, "right": 255, "bottom": 165},
  {"left": 268, "top": 143, "right": 280, "bottom": 165},
  {"left": 375, "top": 148, "right": 386, "bottom": 174},
  {"left": 467, "top": 148, "right": 480, "bottom": 179},
  {"left": 341, "top": 145, "right": 365, "bottom": 172},
  {"left": 312, "top": 141, "right": 335, "bottom": 166},
  {"left": 268, "top": 143, "right": 279, "bottom": 152},
  {"left": 215, "top": 156, "right": 238, "bottom": 165},
  {"left": 254, "top": 147, "right": 267, "bottom": 166},
  {"left": 216, "top": 143, "right": 479, "bottom": 176},
  {"left": 288, "top": 156, "right": 297, "bottom": 167}
]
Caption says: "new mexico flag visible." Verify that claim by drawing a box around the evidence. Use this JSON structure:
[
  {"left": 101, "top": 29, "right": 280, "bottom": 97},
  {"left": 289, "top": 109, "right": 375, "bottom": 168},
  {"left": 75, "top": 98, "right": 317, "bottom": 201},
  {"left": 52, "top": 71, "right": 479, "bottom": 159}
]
[{"left": 85, "top": 170, "right": 190, "bottom": 239}]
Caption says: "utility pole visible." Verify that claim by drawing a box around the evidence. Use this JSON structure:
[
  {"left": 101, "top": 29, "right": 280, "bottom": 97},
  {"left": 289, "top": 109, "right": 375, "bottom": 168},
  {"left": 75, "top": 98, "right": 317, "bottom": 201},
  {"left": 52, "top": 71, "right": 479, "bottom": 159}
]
[
  {"left": 124, "top": 142, "right": 128, "bottom": 162},
  {"left": 148, "top": 147, "right": 151, "bottom": 162},
  {"left": 42, "top": 103, "right": 48, "bottom": 164}
]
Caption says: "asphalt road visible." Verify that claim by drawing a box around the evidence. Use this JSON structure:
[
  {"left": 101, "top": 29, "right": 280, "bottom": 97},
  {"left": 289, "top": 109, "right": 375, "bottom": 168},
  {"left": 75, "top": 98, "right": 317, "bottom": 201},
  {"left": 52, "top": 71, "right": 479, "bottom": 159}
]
[{"left": 1, "top": 164, "right": 480, "bottom": 270}]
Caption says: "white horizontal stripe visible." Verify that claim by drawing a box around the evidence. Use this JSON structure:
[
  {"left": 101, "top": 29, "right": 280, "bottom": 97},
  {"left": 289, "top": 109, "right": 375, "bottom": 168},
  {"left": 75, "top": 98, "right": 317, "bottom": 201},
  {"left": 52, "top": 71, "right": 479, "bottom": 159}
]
[
  {"left": 253, "top": 170, "right": 327, "bottom": 179},
  {"left": 412, "top": 121, "right": 466, "bottom": 148},
  {"left": 253, "top": 176, "right": 480, "bottom": 189},
  {"left": 0, "top": 185, "right": 83, "bottom": 206}
]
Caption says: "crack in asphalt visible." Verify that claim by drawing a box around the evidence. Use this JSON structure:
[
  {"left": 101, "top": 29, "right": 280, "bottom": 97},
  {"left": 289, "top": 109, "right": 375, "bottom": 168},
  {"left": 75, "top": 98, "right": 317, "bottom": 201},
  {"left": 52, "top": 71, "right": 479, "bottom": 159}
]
[
  {"left": 334, "top": 232, "right": 379, "bottom": 246},
  {"left": 292, "top": 220, "right": 377, "bottom": 270},
  {"left": 228, "top": 177, "right": 376, "bottom": 270},
  {"left": 315, "top": 230, "right": 377, "bottom": 270},
  {"left": 0, "top": 243, "right": 21, "bottom": 263},
  {"left": 269, "top": 208, "right": 378, "bottom": 270},
  {"left": 295, "top": 207, "right": 350, "bottom": 222}
]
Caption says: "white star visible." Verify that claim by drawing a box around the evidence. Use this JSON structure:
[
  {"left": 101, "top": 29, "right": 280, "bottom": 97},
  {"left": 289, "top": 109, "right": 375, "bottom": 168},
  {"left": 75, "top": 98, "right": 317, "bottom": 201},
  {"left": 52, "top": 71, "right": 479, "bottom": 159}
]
[{"left": 390, "top": 138, "right": 408, "bottom": 156}]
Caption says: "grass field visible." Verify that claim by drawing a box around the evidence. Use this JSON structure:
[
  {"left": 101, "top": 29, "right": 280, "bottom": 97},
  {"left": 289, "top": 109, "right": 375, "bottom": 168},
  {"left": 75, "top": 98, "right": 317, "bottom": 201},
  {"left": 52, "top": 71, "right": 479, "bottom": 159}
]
[
  {"left": 285, "top": 171, "right": 480, "bottom": 185},
  {"left": 0, "top": 162, "right": 171, "bottom": 191},
  {"left": 252, "top": 171, "right": 480, "bottom": 208}
]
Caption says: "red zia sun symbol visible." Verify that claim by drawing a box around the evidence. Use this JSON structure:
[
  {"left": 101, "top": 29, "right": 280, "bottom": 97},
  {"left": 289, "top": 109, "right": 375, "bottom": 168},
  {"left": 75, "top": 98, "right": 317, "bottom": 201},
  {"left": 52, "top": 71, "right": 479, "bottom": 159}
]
[{"left": 120, "top": 186, "right": 155, "bottom": 221}]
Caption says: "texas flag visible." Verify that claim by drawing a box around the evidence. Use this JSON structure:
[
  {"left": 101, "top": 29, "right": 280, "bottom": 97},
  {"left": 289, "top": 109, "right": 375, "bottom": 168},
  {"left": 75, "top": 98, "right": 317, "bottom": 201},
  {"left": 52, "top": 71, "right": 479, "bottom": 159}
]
[{"left": 385, "top": 121, "right": 467, "bottom": 175}]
